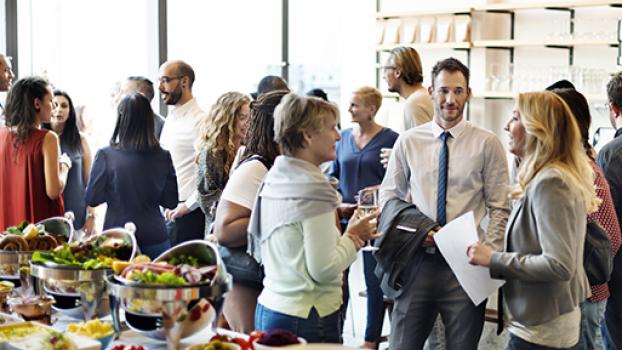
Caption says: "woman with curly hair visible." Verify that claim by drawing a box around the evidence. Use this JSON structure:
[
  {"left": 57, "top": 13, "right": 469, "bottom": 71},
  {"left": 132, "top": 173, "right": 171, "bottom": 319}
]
[
  {"left": 214, "top": 90, "right": 287, "bottom": 333},
  {"left": 197, "top": 91, "right": 251, "bottom": 235},
  {"left": 0, "top": 77, "right": 68, "bottom": 230}
]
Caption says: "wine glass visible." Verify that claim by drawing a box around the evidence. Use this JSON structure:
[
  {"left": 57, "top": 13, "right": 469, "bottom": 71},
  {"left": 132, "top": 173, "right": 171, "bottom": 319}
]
[{"left": 357, "top": 188, "right": 379, "bottom": 252}]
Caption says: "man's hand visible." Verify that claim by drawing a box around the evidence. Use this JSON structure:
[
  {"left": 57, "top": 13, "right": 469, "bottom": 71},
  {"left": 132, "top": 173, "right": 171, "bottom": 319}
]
[
  {"left": 421, "top": 225, "right": 441, "bottom": 248},
  {"left": 380, "top": 148, "right": 392, "bottom": 169},
  {"left": 165, "top": 203, "right": 191, "bottom": 222}
]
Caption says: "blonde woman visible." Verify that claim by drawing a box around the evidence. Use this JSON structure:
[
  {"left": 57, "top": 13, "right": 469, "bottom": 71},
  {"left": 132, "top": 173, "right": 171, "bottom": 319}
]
[
  {"left": 468, "top": 91, "right": 599, "bottom": 349},
  {"left": 248, "top": 93, "right": 379, "bottom": 342},
  {"left": 197, "top": 92, "right": 251, "bottom": 235},
  {"left": 329, "top": 86, "right": 398, "bottom": 349}
]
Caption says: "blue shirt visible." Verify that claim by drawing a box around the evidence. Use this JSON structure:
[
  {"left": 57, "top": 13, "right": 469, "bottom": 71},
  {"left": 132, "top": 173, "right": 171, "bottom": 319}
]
[
  {"left": 329, "top": 127, "right": 398, "bottom": 204},
  {"left": 85, "top": 146, "right": 178, "bottom": 247}
]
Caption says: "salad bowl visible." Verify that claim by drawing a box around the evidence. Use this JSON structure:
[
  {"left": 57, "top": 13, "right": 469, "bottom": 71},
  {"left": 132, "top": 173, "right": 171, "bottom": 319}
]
[
  {"left": 30, "top": 222, "right": 138, "bottom": 320},
  {"left": 107, "top": 240, "right": 232, "bottom": 350}
]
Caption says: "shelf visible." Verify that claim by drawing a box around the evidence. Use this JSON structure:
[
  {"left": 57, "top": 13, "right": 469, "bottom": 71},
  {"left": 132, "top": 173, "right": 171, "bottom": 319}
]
[
  {"left": 473, "top": 39, "right": 619, "bottom": 48},
  {"left": 474, "top": 91, "right": 607, "bottom": 100},
  {"left": 476, "top": 1, "right": 622, "bottom": 12},
  {"left": 376, "top": 42, "right": 472, "bottom": 51},
  {"left": 376, "top": 7, "right": 472, "bottom": 19},
  {"left": 476, "top": 91, "right": 515, "bottom": 99},
  {"left": 376, "top": 1, "right": 622, "bottom": 19},
  {"left": 375, "top": 39, "right": 617, "bottom": 51}
]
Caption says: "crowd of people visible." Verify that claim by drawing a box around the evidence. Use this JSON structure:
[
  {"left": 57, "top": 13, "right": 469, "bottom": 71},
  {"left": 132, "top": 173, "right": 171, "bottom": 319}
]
[{"left": 1, "top": 46, "right": 622, "bottom": 350}]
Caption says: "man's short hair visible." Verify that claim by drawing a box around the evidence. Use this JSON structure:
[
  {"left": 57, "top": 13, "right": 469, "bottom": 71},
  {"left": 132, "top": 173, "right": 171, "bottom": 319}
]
[
  {"left": 389, "top": 47, "right": 424, "bottom": 85},
  {"left": 431, "top": 57, "right": 470, "bottom": 88},
  {"left": 252, "top": 75, "right": 289, "bottom": 99},
  {"left": 607, "top": 72, "right": 622, "bottom": 110},
  {"left": 126, "top": 76, "right": 155, "bottom": 101}
]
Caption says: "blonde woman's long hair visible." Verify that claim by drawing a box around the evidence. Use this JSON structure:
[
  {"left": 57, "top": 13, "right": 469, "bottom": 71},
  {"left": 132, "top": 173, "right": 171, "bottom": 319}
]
[
  {"left": 513, "top": 91, "right": 600, "bottom": 214},
  {"left": 197, "top": 91, "right": 251, "bottom": 175}
]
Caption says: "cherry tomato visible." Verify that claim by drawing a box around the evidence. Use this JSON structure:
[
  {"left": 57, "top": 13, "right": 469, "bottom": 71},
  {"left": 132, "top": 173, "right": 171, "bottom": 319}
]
[
  {"left": 249, "top": 330, "right": 265, "bottom": 349},
  {"left": 232, "top": 337, "right": 251, "bottom": 350}
]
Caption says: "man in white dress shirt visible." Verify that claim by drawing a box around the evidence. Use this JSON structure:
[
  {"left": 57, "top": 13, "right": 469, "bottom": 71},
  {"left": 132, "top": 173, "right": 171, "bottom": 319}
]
[
  {"left": 379, "top": 58, "right": 510, "bottom": 350},
  {"left": 158, "top": 60, "right": 207, "bottom": 244}
]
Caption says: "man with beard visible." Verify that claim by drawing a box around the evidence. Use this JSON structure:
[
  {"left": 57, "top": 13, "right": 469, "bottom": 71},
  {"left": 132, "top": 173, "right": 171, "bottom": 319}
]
[
  {"left": 0, "top": 54, "right": 15, "bottom": 123},
  {"left": 158, "top": 60, "right": 207, "bottom": 244},
  {"left": 382, "top": 46, "right": 433, "bottom": 132},
  {"left": 379, "top": 58, "right": 510, "bottom": 350}
]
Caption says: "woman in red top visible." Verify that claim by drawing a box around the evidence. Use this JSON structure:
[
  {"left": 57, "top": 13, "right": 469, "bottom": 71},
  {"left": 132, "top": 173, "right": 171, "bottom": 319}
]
[{"left": 0, "top": 77, "right": 70, "bottom": 230}]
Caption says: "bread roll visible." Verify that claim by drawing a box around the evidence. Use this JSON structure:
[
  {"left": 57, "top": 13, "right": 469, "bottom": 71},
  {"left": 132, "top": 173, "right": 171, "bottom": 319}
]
[{"left": 0, "top": 235, "right": 29, "bottom": 251}]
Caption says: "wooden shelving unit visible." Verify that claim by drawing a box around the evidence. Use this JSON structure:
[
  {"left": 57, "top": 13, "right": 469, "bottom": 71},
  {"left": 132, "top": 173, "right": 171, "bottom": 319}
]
[
  {"left": 472, "top": 91, "right": 607, "bottom": 100},
  {"left": 377, "top": 39, "right": 618, "bottom": 51},
  {"left": 376, "top": 1, "right": 622, "bottom": 19},
  {"left": 375, "top": 1, "right": 622, "bottom": 102}
]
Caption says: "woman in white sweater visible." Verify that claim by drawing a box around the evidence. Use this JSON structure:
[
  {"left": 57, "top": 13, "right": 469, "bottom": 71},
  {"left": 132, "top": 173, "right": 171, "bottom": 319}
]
[{"left": 248, "top": 93, "right": 378, "bottom": 343}]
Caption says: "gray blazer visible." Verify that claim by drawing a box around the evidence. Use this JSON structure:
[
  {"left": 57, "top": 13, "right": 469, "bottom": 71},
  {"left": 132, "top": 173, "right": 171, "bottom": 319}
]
[{"left": 490, "top": 167, "right": 590, "bottom": 326}]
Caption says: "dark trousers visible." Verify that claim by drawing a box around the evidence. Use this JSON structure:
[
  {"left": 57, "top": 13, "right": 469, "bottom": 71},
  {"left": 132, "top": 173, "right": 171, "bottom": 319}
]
[
  {"left": 507, "top": 334, "right": 569, "bottom": 350},
  {"left": 389, "top": 251, "right": 485, "bottom": 350},
  {"left": 363, "top": 250, "right": 384, "bottom": 343},
  {"left": 166, "top": 207, "right": 205, "bottom": 246}
]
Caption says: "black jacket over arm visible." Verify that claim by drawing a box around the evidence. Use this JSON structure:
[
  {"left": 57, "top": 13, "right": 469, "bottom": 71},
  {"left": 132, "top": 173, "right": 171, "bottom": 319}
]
[{"left": 374, "top": 198, "right": 437, "bottom": 299}]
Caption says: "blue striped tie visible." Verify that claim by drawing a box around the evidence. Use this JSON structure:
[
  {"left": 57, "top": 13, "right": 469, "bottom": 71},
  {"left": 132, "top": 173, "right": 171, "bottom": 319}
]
[{"left": 437, "top": 131, "right": 450, "bottom": 226}]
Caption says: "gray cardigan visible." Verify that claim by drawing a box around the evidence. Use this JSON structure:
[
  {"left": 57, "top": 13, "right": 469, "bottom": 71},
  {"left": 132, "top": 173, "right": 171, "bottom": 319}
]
[{"left": 490, "top": 168, "right": 590, "bottom": 326}]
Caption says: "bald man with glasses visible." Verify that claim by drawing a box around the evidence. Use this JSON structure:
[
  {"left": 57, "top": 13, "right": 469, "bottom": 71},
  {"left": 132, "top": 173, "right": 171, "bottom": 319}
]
[{"left": 158, "top": 59, "right": 208, "bottom": 245}]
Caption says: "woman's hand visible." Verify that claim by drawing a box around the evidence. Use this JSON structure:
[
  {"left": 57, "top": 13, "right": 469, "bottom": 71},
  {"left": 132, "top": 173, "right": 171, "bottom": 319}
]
[
  {"left": 467, "top": 241, "right": 493, "bottom": 267},
  {"left": 345, "top": 209, "right": 382, "bottom": 248},
  {"left": 337, "top": 203, "right": 357, "bottom": 220},
  {"left": 82, "top": 215, "right": 96, "bottom": 237}
]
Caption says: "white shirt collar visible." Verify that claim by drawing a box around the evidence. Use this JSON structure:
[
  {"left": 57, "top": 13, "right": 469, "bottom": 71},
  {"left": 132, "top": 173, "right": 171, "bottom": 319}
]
[
  {"left": 171, "top": 97, "right": 198, "bottom": 118},
  {"left": 430, "top": 118, "right": 467, "bottom": 139}
]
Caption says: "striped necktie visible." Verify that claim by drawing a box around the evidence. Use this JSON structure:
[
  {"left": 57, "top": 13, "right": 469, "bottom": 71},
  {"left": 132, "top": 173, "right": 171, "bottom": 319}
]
[{"left": 437, "top": 131, "right": 450, "bottom": 226}]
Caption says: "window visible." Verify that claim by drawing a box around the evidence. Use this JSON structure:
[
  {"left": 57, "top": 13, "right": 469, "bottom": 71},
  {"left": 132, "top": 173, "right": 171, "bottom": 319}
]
[
  {"left": 167, "top": 0, "right": 282, "bottom": 109},
  {"left": 18, "top": 0, "right": 158, "bottom": 149}
]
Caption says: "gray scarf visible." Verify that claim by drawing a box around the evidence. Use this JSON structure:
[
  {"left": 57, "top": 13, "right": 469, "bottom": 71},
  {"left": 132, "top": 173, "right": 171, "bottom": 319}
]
[{"left": 247, "top": 155, "right": 340, "bottom": 263}]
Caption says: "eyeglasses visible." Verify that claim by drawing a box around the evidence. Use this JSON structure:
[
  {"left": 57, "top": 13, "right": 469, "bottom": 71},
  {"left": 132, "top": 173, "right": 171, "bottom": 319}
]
[
  {"left": 158, "top": 75, "right": 184, "bottom": 84},
  {"left": 381, "top": 66, "right": 396, "bottom": 72}
]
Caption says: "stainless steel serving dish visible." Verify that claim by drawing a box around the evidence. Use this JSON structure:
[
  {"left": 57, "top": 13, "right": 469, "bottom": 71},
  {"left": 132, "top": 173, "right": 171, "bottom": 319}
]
[
  {"left": 31, "top": 223, "right": 138, "bottom": 320},
  {"left": 0, "top": 214, "right": 75, "bottom": 286},
  {"left": 107, "top": 240, "right": 231, "bottom": 350}
]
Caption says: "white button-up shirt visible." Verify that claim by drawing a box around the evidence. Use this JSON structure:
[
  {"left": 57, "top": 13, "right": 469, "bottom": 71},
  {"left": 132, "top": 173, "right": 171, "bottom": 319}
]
[
  {"left": 380, "top": 119, "right": 510, "bottom": 250},
  {"left": 160, "top": 98, "right": 206, "bottom": 211}
]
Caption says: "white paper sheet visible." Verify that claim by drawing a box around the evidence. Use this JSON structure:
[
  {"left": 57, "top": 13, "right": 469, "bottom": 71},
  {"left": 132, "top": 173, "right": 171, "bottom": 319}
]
[{"left": 433, "top": 211, "right": 505, "bottom": 306}]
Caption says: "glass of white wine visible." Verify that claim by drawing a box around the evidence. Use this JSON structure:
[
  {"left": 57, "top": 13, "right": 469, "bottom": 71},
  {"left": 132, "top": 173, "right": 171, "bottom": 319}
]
[{"left": 357, "top": 188, "right": 379, "bottom": 251}]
